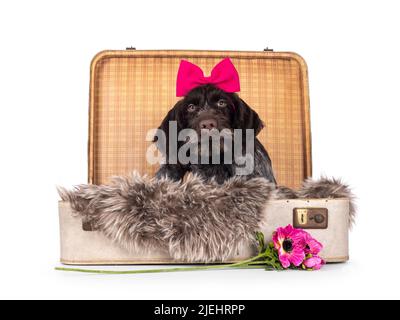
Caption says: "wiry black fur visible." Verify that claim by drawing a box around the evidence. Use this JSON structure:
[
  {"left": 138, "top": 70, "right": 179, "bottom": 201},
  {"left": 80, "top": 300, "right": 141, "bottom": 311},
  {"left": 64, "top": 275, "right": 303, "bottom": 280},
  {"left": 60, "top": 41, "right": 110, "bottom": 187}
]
[{"left": 154, "top": 85, "right": 276, "bottom": 184}]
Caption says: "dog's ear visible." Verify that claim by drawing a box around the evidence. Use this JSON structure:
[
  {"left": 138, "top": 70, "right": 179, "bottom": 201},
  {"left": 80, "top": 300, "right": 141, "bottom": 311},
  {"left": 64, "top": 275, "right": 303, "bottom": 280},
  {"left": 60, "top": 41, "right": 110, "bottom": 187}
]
[
  {"left": 157, "top": 101, "right": 183, "bottom": 136},
  {"left": 233, "top": 97, "right": 264, "bottom": 136},
  {"left": 153, "top": 100, "right": 184, "bottom": 156}
]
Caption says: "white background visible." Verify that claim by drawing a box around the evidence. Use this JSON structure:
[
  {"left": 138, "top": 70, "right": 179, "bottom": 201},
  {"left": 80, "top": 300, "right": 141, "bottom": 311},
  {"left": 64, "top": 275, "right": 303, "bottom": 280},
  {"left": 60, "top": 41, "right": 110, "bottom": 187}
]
[{"left": 1, "top": 0, "right": 399, "bottom": 300}]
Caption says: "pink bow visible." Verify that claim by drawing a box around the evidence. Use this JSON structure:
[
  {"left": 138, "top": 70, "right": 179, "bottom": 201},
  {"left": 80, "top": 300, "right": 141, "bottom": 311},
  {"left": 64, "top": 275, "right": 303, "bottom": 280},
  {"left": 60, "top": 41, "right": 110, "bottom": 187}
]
[{"left": 176, "top": 58, "right": 240, "bottom": 97}]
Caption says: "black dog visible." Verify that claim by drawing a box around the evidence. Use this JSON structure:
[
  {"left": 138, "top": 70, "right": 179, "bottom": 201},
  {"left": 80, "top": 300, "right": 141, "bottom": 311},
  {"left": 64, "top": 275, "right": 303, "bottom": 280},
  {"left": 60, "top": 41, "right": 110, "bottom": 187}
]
[{"left": 154, "top": 84, "right": 276, "bottom": 184}]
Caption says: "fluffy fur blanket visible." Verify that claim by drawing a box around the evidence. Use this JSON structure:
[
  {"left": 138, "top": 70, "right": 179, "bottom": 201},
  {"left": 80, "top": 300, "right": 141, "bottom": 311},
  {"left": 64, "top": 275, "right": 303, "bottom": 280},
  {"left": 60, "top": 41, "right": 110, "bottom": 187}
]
[{"left": 58, "top": 173, "right": 355, "bottom": 262}]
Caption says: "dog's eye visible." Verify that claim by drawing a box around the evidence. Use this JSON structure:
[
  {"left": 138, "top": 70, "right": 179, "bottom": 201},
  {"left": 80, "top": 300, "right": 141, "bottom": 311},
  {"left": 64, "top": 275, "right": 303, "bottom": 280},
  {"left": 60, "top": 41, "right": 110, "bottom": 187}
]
[
  {"left": 187, "top": 104, "right": 196, "bottom": 112},
  {"left": 217, "top": 99, "right": 227, "bottom": 108}
]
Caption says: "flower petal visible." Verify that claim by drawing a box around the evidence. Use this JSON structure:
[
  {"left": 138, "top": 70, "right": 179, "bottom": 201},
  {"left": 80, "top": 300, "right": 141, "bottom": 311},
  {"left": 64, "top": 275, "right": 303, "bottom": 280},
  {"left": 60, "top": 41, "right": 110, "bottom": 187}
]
[
  {"left": 289, "top": 229, "right": 307, "bottom": 247},
  {"left": 303, "top": 256, "right": 320, "bottom": 268},
  {"left": 307, "top": 238, "right": 323, "bottom": 255},
  {"left": 302, "top": 232, "right": 323, "bottom": 254},
  {"left": 279, "top": 254, "right": 291, "bottom": 269},
  {"left": 288, "top": 249, "right": 306, "bottom": 267},
  {"left": 272, "top": 231, "right": 281, "bottom": 250},
  {"left": 303, "top": 255, "right": 325, "bottom": 270},
  {"left": 312, "top": 263, "right": 323, "bottom": 271},
  {"left": 273, "top": 226, "right": 291, "bottom": 250}
]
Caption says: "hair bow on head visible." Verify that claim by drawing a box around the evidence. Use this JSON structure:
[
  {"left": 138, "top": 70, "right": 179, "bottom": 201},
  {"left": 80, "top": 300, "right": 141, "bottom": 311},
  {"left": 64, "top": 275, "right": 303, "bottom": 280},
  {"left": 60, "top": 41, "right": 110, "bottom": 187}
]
[{"left": 176, "top": 58, "right": 241, "bottom": 97}]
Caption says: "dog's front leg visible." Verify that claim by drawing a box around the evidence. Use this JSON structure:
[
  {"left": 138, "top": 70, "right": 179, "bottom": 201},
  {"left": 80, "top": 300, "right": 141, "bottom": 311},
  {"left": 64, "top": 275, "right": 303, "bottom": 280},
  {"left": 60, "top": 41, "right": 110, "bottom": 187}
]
[{"left": 155, "top": 163, "right": 187, "bottom": 181}]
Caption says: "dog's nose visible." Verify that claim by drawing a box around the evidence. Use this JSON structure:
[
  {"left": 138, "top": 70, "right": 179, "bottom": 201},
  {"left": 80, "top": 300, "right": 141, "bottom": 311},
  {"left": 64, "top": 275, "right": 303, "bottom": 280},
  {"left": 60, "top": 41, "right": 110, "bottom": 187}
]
[{"left": 199, "top": 119, "right": 217, "bottom": 130}]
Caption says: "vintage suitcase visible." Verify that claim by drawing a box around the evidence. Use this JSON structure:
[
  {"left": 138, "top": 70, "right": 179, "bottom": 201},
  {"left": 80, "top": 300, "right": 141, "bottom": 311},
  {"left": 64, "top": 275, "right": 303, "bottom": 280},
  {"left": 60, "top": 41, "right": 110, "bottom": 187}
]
[{"left": 58, "top": 49, "right": 349, "bottom": 265}]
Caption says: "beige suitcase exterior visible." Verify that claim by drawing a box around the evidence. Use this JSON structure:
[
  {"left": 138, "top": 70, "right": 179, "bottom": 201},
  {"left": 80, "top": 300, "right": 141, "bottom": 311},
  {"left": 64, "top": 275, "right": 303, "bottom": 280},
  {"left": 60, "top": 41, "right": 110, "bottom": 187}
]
[
  {"left": 59, "top": 198, "right": 349, "bottom": 265},
  {"left": 59, "top": 49, "right": 349, "bottom": 265}
]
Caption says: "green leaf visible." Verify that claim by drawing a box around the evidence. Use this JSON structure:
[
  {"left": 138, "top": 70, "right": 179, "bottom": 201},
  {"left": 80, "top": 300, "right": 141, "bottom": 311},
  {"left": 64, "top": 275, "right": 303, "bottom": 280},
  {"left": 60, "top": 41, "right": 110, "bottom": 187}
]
[{"left": 255, "top": 231, "right": 265, "bottom": 253}]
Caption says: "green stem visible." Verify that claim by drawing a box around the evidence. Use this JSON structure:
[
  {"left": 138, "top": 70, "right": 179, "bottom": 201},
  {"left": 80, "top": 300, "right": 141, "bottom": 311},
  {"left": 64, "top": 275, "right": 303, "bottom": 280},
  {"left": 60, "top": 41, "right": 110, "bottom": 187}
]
[{"left": 55, "top": 253, "right": 269, "bottom": 275}]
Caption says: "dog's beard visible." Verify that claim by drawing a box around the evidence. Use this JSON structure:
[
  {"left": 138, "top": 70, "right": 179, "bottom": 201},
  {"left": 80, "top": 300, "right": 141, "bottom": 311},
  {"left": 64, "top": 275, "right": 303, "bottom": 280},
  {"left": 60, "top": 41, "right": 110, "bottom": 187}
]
[{"left": 185, "top": 128, "right": 233, "bottom": 162}]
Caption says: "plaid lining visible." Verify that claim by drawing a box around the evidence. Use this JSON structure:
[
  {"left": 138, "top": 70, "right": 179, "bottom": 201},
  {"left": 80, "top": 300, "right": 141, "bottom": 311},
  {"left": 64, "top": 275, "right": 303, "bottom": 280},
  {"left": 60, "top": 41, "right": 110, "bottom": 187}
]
[{"left": 89, "top": 50, "right": 311, "bottom": 189}]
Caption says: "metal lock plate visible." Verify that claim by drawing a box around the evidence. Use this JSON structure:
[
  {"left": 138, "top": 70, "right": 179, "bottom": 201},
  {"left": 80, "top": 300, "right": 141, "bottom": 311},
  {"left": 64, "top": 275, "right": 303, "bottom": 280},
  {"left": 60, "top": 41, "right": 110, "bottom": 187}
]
[{"left": 293, "top": 208, "right": 328, "bottom": 229}]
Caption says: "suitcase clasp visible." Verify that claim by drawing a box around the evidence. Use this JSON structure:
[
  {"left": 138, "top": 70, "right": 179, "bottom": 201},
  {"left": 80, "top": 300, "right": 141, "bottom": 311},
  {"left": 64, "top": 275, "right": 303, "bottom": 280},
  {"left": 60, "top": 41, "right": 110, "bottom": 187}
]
[{"left": 293, "top": 208, "right": 328, "bottom": 229}]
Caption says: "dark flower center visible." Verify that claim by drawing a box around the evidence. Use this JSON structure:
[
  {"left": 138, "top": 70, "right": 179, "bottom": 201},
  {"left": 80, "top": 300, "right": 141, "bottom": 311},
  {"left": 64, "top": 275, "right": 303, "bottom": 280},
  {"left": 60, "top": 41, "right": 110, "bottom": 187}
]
[{"left": 283, "top": 239, "right": 293, "bottom": 252}]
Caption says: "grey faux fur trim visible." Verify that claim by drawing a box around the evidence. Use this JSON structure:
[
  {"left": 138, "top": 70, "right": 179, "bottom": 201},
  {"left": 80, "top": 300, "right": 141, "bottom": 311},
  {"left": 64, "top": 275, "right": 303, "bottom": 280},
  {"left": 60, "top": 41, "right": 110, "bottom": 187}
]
[
  {"left": 297, "top": 177, "right": 357, "bottom": 227},
  {"left": 58, "top": 173, "right": 355, "bottom": 262}
]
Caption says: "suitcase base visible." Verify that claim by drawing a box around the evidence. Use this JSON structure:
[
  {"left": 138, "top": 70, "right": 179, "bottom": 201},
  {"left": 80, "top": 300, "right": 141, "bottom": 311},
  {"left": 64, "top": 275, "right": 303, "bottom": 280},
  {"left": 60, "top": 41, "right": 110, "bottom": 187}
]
[{"left": 59, "top": 198, "right": 349, "bottom": 265}]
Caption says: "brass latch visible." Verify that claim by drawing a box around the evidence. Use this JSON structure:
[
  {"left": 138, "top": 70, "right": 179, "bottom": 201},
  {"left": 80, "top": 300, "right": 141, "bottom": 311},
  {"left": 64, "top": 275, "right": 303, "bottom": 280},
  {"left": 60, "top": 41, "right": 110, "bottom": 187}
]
[{"left": 293, "top": 208, "right": 328, "bottom": 229}]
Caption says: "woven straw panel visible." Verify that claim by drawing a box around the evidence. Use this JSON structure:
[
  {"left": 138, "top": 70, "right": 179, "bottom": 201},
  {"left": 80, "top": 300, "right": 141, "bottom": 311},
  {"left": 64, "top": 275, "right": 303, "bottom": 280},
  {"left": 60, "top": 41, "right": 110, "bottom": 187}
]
[{"left": 89, "top": 50, "right": 311, "bottom": 189}]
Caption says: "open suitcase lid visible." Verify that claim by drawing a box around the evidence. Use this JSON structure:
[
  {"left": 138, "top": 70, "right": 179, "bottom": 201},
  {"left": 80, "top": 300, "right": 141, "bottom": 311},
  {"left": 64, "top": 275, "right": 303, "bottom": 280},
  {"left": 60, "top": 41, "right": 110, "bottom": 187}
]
[{"left": 89, "top": 50, "right": 312, "bottom": 189}]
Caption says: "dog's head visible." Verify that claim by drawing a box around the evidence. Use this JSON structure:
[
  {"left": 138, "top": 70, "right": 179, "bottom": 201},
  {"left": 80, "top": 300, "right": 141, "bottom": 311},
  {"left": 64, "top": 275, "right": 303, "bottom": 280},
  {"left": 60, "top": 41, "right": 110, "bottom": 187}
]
[{"left": 155, "top": 84, "right": 264, "bottom": 157}]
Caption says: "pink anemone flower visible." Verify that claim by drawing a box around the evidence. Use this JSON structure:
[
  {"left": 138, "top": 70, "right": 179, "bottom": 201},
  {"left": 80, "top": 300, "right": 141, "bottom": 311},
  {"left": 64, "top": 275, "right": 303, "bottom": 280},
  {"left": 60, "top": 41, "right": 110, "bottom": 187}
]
[
  {"left": 272, "top": 225, "right": 306, "bottom": 268},
  {"left": 303, "top": 255, "right": 325, "bottom": 270},
  {"left": 302, "top": 231, "right": 323, "bottom": 255}
]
